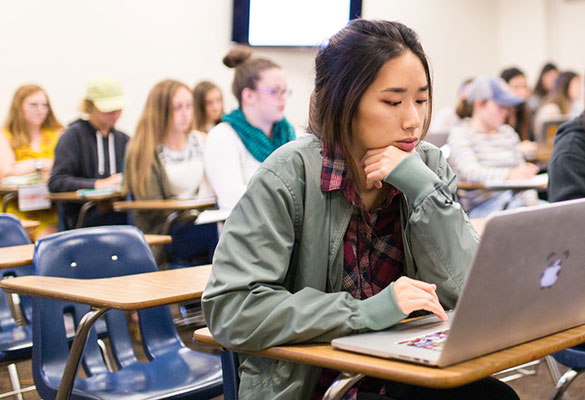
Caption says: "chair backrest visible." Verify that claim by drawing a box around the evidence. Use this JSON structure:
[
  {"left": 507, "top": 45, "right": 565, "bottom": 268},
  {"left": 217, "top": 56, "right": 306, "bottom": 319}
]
[
  {"left": 166, "top": 221, "right": 219, "bottom": 268},
  {"left": 31, "top": 225, "right": 185, "bottom": 397},
  {"left": 0, "top": 213, "right": 34, "bottom": 360}
]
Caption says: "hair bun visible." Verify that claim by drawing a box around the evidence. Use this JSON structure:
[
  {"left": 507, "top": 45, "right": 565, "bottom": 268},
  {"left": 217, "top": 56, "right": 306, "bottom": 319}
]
[{"left": 223, "top": 47, "right": 253, "bottom": 68}]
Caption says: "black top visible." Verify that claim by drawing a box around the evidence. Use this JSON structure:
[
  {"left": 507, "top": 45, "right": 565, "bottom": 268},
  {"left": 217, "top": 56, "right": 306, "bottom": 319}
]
[
  {"left": 48, "top": 119, "right": 130, "bottom": 229},
  {"left": 548, "top": 112, "right": 585, "bottom": 202}
]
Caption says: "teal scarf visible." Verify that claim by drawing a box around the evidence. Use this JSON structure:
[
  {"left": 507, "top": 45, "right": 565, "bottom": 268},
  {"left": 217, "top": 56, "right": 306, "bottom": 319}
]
[{"left": 223, "top": 108, "right": 296, "bottom": 162}]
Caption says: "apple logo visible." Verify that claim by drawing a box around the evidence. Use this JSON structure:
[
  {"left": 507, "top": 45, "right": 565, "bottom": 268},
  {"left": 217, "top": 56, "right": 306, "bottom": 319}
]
[{"left": 540, "top": 251, "right": 569, "bottom": 289}]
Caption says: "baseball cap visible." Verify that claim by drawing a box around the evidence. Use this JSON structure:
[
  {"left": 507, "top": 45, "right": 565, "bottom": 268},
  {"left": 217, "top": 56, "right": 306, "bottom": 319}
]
[
  {"left": 466, "top": 76, "right": 523, "bottom": 107},
  {"left": 85, "top": 76, "right": 129, "bottom": 112}
]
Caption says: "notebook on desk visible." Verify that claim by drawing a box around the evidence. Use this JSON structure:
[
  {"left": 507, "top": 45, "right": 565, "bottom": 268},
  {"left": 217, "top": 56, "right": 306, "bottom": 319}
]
[{"left": 332, "top": 198, "right": 585, "bottom": 367}]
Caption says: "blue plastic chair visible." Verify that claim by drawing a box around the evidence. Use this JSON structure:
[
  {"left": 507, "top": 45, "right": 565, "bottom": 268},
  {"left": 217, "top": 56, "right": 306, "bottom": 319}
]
[
  {"left": 165, "top": 219, "right": 219, "bottom": 269},
  {"left": 31, "top": 225, "right": 223, "bottom": 399},
  {"left": 0, "top": 214, "right": 35, "bottom": 398},
  {"left": 550, "top": 346, "right": 585, "bottom": 399}
]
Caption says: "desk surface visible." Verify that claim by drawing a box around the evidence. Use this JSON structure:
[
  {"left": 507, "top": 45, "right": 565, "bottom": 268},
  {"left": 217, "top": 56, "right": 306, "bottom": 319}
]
[
  {"left": 1, "top": 264, "right": 211, "bottom": 309},
  {"left": 470, "top": 218, "right": 487, "bottom": 236},
  {"left": 0, "top": 185, "right": 18, "bottom": 195},
  {"left": 47, "top": 191, "right": 123, "bottom": 202},
  {"left": 0, "top": 234, "right": 171, "bottom": 269},
  {"left": 21, "top": 219, "right": 41, "bottom": 230},
  {"left": 113, "top": 198, "right": 216, "bottom": 211},
  {"left": 194, "top": 324, "right": 585, "bottom": 389}
]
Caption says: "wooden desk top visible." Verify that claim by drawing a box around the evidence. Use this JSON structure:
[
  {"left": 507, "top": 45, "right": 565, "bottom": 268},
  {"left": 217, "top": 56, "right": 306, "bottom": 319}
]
[
  {"left": 0, "top": 185, "right": 18, "bottom": 195},
  {"left": 0, "top": 234, "right": 171, "bottom": 269},
  {"left": 1, "top": 264, "right": 211, "bottom": 310},
  {"left": 47, "top": 191, "right": 124, "bottom": 202},
  {"left": 113, "top": 198, "right": 216, "bottom": 211},
  {"left": 194, "top": 323, "right": 585, "bottom": 389},
  {"left": 470, "top": 218, "right": 487, "bottom": 236},
  {"left": 21, "top": 219, "right": 41, "bottom": 230},
  {"left": 457, "top": 180, "right": 547, "bottom": 191}
]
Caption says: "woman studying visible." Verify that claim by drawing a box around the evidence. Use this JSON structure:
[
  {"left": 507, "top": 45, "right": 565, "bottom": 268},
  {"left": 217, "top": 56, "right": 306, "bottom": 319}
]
[{"left": 202, "top": 19, "right": 517, "bottom": 399}]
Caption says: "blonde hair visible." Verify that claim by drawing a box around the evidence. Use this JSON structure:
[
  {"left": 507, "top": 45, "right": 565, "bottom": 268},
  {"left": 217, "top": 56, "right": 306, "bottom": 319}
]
[
  {"left": 126, "top": 79, "right": 193, "bottom": 196},
  {"left": 193, "top": 81, "right": 223, "bottom": 132},
  {"left": 3, "top": 84, "right": 63, "bottom": 149}
]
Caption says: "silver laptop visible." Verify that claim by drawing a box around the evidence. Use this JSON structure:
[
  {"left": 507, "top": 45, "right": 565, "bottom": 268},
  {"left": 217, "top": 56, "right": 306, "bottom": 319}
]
[{"left": 332, "top": 198, "right": 585, "bottom": 367}]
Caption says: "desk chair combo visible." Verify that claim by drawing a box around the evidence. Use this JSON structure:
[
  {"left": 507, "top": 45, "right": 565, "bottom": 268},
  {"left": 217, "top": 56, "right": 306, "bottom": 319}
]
[
  {"left": 31, "top": 225, "right": 222, "bottom": 399},
  {"left": 0, "top": 214, "right": 35, "bottom": 399}
]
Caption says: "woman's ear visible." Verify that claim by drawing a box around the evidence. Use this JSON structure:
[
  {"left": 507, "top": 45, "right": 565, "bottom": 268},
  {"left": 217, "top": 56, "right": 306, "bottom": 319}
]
[{"left": 241, "top": 87, "right": 255, "bottom": 106}]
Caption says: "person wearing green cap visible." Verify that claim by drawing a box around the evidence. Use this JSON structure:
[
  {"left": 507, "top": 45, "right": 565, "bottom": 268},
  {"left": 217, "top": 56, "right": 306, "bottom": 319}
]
[{"left": 49, "top": 75, "right": 130, "bottom": 229}]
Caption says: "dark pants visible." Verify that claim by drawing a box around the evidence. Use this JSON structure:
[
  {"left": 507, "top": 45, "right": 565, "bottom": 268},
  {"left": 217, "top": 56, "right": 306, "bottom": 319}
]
[{"left": 356, "top": 377, "right": 519, "bottom": 400}]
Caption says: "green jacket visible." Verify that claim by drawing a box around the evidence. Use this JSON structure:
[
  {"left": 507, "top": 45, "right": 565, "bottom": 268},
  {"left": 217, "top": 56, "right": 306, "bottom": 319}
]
[{"left": 202, "top": 135, "right": 479, "bottom": 399}]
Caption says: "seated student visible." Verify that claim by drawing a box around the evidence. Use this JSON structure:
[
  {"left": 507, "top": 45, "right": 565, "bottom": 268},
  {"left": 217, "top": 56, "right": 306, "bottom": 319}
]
[
  {"left": 527, "top": 62, "right": 558, "bottom": 115},
  {"left": 0, "top": 84, "right": 64, "bottom": 238},
  {"left": 500, "top": 67, "right": 536, "bottom": 143},
  {"left": 48, "top": 76, "right": 129, "bottom": 229},
  {"left": 447, "top": 76, "right": 540, "bottom": 218},
  {"left": 428, "top": 77, "right": 472, "bottom": 134},
  {"left": 124, "top": 79, "right": 213, "bottom": 235},
  {"left": 533, "top": 71, "right": 582, "bottom": 141},
  {"left": 202, "top": 19, "right": 518, "bottom": 400},
  {"left": 204, "top": 47, "right": 296, "bottom": 212},
  {"left": 192, "top": 80, "right": 224, "bottom": 141}
]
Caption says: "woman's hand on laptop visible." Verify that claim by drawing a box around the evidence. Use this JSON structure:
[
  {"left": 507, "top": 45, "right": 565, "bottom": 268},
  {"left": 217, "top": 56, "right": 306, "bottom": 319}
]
[{"left": 393, "top": 277, "right": 448, "bottom": 321}]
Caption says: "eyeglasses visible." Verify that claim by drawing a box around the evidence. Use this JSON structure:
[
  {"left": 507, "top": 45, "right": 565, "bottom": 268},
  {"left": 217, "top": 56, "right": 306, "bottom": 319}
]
[{"left": 256, "top": 87, "right": 292, "bottom": 98}]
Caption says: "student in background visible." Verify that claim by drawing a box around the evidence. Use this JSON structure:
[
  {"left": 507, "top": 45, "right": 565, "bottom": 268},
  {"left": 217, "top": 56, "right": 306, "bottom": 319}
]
[
  {"left": 448, "top": 76, "right": 540, "bottom": 218},
  {"left": 0, "top": 84, "right": 63, "bottom": 238},
  {"left": 192, "top": 80, "right": 224, "bottom": 141},
  {"left": 124, "top": 79, "right": 213, "bottom": 235},
  {"left": 204, "top": 47, "right": 296, "bottom": 212},
  {"left": 528, "top": 62, "right": 558, "bottom": 114},
  {"left": 202, "top": 19, "right": 517, "bottom": 400},
  {"left": 49, "top": 76, "right": 129, "bottom": 229},
  {"left": 500, "top": 67, "right": 535, "bottom": 142},
  {"left": 533, "top": 71, "right": 582, "bottom": 141},
  {"left": 428, "top": 78, "right": 472, "bottom": 134}
]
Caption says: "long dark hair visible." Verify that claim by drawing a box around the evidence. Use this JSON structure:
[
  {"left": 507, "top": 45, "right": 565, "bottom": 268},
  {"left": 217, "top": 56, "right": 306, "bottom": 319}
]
[
  {"left": 534, "top": 63, "right": 558, "bottom": 97},
  {"left": 500, "top": 67, "right": 532, "bottom": 141},
  {"left": 308, "top": 19, "right": 432, "bottom": 178}
]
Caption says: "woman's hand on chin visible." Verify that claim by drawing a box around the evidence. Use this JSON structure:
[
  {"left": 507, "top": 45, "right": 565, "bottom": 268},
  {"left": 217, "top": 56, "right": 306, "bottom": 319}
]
[{"left": 361, "top": 145, "right": 414, "bottom": 190}]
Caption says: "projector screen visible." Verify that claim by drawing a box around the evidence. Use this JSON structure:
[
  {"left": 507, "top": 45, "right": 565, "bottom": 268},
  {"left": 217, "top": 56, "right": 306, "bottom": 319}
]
[{"left": 232, "top": 0, "right": 362, "bottom": 47}]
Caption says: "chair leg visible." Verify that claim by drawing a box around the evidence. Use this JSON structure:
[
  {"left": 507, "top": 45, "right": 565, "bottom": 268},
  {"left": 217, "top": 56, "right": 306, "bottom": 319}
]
[
  {"left": 8, "top": 363, "right": 23, "bottom": 400},
  {"left": 322, "top": 372, "right": 365, "bottom": 400},
  {"left": 551, "top": 368, "right": 584, "bottom": 400},
  {"left": 545, "top": 355, "right": 562, "bottom": 383}
]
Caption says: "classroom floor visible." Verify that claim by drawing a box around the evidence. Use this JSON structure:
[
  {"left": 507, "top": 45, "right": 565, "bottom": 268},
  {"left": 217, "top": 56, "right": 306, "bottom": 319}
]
[{"left": 1, "top": 327, "right": 584, "bottom": 400}]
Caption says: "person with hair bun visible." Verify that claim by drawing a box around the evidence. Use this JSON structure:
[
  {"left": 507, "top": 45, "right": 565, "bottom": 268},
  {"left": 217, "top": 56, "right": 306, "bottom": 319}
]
[
  {"left": 192, "top": 80, "right": 224, "bottom": 138},
  {"left": 0, "top": 84, "right": 63, "bottom": 238},
  {"left": 203, "top": 19, "right": 517, "bottom": 400},
  {"left": 203, "top": 47, "right": 295, "bottom": 212}
]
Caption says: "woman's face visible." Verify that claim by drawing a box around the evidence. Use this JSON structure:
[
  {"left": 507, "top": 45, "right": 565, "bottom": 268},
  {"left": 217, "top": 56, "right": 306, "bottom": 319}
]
[
  {"left": 251, "top": 67, "right": 288, "bottom": 123},
  {"left": 568, "top": 76, "right": 582, "bottom": 101},
  {"left": 351, "top": 51, "right": 428, "bottom": 157},
  {"left": 204, "top": 87, "right": 223, "bottom": 124},
  {"left": 171, "top": 87, "right": 194, "bottom": 134},
  {"left": 542, "top": 69, "right": 559, "bottom": 92},
  {"left": 507, "top": 75, "right": 529, "bottom": 100},
  {"left": 22, "top": 90, "right": 49, "bottom": 128},
  {"left": 475, "top": 99, "right": 509, "bottom": 133}
]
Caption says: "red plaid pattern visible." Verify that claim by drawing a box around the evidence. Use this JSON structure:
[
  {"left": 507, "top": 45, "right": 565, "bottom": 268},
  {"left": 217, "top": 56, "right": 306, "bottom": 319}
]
[{"left": 313, "top": 143, "right": 404, "bottom": 400}]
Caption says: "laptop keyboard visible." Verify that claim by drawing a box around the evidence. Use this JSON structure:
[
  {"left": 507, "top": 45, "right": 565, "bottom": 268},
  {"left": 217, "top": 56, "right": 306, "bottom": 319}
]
[{"left": 397, "top": 329, "right": 449, "bottom": 351}]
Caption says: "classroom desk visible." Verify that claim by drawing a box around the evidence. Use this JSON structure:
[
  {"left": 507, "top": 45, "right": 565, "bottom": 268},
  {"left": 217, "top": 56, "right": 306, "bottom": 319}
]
[
  {"left": 21, "top": 219, "right": 41, "bottom": 231},
  {"left": 457, "top": 180, "right": 547, "bottom": 191},
  {"left": 0, "top": 234, "right": 171, "bottom": 269},
  {"left": 0, "top": 263, "right": 212, "bottom": 400},
  {"left": 470, "top": 218, "right": 487, "bottom": 236},
  {"left": 193, "top": 324, "right": 585, "bottom": 400},
  {"left": 47, "top": 191, "right": 125, "bottom": 229},
  {"left": 113, "top": 197, "right": 217, "bottom": 212}
]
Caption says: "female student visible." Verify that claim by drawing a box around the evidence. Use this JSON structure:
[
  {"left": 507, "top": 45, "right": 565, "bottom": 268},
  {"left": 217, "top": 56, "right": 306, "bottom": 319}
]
[
  {"left": 528, "top": 62, "right": 558, "bottom": 114},
  {"left": 500, "top": 67, "right": 535, "bottom": 142},
  {"left": 204, "top": 47, "right": 296, "bottom": 212},
  {"left": 124, "top": 79, "right": 213, "bottom": 235},
  {"left": 534, "top": 71, "right": 582, "bottom": 141},
  {"left": 202, "top": 20, "right": 518, "bottom": 400},
  {"left": 192, "top": 80, "right": 224, "bottom": 137},
  {"left": 0, "top": 84, "right": 63, "bottom": 238}
]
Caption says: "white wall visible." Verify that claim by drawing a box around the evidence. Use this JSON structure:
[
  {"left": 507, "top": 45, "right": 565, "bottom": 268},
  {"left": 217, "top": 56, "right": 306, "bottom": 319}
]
[{"left": 0, "top": 0, "right": 582, "bottom": 135}]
